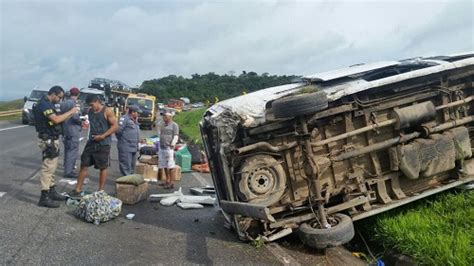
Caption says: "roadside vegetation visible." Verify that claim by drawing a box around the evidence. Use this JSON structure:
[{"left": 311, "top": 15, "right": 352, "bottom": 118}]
[
  {"left": 356, "top": 190, "right": 473, "bottom": 265},
  {"left": 0, "top": 99, "right": 23, "bottom": 122},
  {"left": 139, "top": 72, "right": 298, "bottom": 103},
  {"left": 174, "top": 108, "right": 207, "bottom": 144},
  {"left": 0, "top": 98, "right": 23, "bottom": 111}
]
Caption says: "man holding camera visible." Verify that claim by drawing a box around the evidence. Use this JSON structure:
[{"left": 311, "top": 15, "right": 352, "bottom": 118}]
[{"left": 33, "top": 85, "right": 80, "bottom": 208}]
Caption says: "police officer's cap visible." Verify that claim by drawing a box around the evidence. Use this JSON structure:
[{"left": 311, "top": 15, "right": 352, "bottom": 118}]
[{"left": 128, "top": 105, "right": 142, "bottom": 113}]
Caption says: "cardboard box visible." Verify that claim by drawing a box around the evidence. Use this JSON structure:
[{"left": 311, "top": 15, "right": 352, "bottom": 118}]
[
  {"left": 158, "top": 168, "right": 164, "bottom": 181},
  {"left": 149, "top": 155, "right": 159, "bottom": 165},
  {"left": 135, "top": 162, "right": 158, "bottom": 181},
  {"left": 146, "top": 165, "right": 159, "bottom": 181},
  {"left": 138, "top": 155, "right": 151, "bottom": 164},
  {"left": 116, "top": 182, "right": 149, "bottom": 205},
  {"left": 158, "top": 165, "right": 182, "bottom": 181},
  {"left": 174, "top": 165, "right": 182, "bottom": 181},
  {"left": 135, "top": 162, "right": 146, "bottom": 175}
]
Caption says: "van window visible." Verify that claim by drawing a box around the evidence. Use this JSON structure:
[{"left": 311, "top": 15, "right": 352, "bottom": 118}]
[{"left": 29, "top": 90, "right": 48, "bottom": 101}]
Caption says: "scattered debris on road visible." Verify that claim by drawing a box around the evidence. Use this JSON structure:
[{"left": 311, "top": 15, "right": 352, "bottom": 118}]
[
  {"left": 177, "top": 202, "right": 204, "bottom": 209},
  {"left": 150, "top": 187, "right": 216, "bottom": 208},
  {"left": 59, "top": 179, "right": 77, "bottom": 185},
  {"left": 189, "top": 186, "right": 215, "bottom": 195}
]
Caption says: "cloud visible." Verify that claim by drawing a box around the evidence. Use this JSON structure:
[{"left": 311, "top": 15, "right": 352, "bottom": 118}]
[{"left": 0, "top": 0, "right": 472, "bottom": 100}]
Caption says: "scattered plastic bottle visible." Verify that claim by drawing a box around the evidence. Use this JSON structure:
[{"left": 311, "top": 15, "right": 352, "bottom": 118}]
[{"left": 94, "top": 220, "right": 100, "bottom": 225}]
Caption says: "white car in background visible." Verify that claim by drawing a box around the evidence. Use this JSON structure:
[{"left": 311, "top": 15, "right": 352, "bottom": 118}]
[{"left": 22, "top": 89, "right": 48, "bottom": 124}]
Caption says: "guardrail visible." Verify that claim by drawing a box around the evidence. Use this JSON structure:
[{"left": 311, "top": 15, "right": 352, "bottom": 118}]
[{"left": 0, "top": 109, "right": 22, "bottom": 117}]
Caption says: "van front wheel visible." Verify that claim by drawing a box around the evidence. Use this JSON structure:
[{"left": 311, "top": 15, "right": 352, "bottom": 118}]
[{"left": 299, "top": 213, "right": 354, "bottom": 249}]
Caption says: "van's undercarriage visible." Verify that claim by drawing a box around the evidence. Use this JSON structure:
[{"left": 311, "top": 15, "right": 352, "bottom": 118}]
[{"left": 201, "top": 56, "right": 474, "bottom": 247}]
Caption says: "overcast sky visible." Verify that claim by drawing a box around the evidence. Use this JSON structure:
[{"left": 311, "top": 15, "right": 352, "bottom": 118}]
[{"left": 0, "top": 0, "right": 472, "bottom": 100}]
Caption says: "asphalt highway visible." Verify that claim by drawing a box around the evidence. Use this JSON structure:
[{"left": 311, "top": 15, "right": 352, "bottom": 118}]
[{"left": 0, "top": 119, "right": 363, "bottom": 265}]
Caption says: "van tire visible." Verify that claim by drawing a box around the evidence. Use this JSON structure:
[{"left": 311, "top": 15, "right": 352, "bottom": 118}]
[
  {"left": 299, "top": 213, "right": 354, "bottom": 249},
  {"left": 22, "top": 119, "right": 29, "bottom": 125},
  {"left": 272, "top": 91, "right": 328, "bottom": 119},
  {"left": 237, "top": 155, "right": 286, "bottom": 206}
]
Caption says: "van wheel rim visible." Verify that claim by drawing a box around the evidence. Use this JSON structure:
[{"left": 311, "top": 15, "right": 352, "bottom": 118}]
[{"left": 247, "top": 168, "right": 275, "bottom": 195}]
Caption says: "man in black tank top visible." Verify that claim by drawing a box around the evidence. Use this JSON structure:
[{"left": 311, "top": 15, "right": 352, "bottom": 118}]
[{"left": 70, "top": 94, "right": 118, "bottom": 196}]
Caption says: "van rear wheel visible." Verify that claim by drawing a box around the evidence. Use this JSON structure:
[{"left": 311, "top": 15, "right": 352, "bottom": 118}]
[{"left": 299, "top": 213, "right": 354, "bottom": 249}]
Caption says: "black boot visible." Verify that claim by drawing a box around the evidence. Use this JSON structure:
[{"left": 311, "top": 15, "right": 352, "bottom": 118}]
[
  {"left": 38, "top": 190, "right": 60, "bottom": 208},
  {"left": 49, "top": 186, "right": 67, "bottom": 201}
]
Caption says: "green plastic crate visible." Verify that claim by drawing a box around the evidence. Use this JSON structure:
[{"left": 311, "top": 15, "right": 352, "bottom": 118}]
[{"left": 175, "top": 146, "right": 192, "bottom": 172}]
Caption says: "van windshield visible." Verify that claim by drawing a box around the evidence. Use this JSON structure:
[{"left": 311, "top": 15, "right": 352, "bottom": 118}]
[{"left": 29, "top": 90, "right": 48, "bottom": 101}]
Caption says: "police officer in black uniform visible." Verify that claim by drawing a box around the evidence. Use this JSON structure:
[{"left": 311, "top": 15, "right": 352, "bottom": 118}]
[{"left": 34, "top": 85, "right": 79, "bottom": 208}]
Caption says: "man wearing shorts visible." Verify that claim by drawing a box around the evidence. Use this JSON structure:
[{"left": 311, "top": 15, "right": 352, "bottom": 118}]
[
  {"left": 70, "top": 94, "right": 118, "bottom": 196},
  {"left": 158, "top": 112, "right": 179, "bottom": 189}
]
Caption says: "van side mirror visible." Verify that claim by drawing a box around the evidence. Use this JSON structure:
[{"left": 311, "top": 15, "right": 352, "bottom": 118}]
[{"left": 24, "top": 96, "right": 28, "bottom": 102}]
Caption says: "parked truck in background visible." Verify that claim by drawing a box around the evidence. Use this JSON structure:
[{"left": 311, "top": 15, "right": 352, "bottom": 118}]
[
  {"left": 78, "top": 88, "right": 106, "bottom": 115},
  {"left": 126, "top": 93, "right": 156, "bottom": 130},
  {"left": 87, "top": 77, "right": 133, "bottom": 116},
  {"left": 167, "top": 98, "right": 184, "bottom": 112}
]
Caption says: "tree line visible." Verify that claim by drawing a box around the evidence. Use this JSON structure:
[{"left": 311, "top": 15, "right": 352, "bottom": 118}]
[{"left": 138, "top": 71, "right": 299, "bottom": 103}]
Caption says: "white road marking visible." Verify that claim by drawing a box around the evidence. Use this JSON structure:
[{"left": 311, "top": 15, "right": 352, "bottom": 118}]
[
  {"left": 0, "top": 192, "right": 6, "bottom": 197},
  {"left": 0, "top": 125, "right": 29, "bottom": 132},
  {"left": 191, "top": 172, "right": 210, "bottom": 186}
]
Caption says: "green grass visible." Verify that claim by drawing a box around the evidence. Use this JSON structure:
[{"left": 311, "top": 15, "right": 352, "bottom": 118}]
[
  {"left": 174, "top": 108, "right": 207, "bottom": 144},
  {"left": 370, "top": 191, "right": 474, "bottom": 265},
  {"left": 0, "top": 99, "right": 24, "bottom": 111}
]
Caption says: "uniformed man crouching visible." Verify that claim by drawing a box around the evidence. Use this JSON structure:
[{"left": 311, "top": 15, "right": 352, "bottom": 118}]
[
  {"left": 116, "top": 105, "right": 142, "bottom": 176},
  {"left": 33, "top": 86, "right": 80, "bottom": 208}
]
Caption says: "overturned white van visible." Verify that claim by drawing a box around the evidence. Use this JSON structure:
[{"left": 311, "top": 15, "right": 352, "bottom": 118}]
[{"left": 200, "top": 53, "right": 474, "bottom": 248}]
